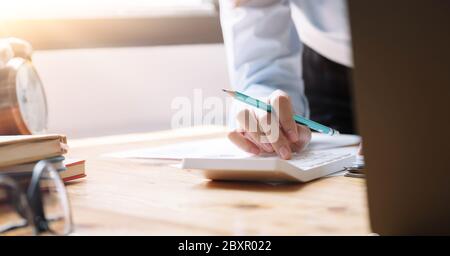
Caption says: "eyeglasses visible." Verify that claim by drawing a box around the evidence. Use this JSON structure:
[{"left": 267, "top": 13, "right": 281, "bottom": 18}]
[{"left": 0, "top": 160, "right": 73, "bottom": 236}]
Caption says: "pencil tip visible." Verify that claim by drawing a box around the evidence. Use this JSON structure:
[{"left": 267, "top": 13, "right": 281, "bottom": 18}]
[{"left": 222, "top": 88, "right": 235, "bottom": 95}]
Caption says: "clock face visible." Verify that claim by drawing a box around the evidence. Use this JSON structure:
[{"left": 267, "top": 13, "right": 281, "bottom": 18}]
[{"left": 15, "top": 62, "right": 48, "bottom": 134}]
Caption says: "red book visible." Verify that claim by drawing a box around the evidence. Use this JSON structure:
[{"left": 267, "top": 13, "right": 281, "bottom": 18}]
[{"left": 61, "top": 159, "right": 86, "bottom": 182}]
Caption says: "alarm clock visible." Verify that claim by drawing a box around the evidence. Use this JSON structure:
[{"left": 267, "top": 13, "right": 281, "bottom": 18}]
[{"left": 0, "top": 57, "right": 48, "bottom": 135}]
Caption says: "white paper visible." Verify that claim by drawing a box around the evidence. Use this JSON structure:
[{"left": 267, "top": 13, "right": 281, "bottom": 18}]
[{"left": 104, "top": 133, "right": 360, "bottom": 160}]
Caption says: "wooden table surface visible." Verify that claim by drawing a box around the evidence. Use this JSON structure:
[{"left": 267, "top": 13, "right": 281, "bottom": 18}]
[{"left": 66, "top": 126, "right": 371, "bottom": 235}]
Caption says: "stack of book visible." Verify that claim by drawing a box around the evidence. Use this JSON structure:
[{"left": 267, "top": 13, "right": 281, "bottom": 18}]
[{"left": 0, "top": 134, "right": 86, "bottom": 182}]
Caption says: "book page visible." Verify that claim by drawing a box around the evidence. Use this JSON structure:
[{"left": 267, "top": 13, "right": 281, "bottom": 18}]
[{"left": 0, "top": 134, "right": 66, "bottom": 146}]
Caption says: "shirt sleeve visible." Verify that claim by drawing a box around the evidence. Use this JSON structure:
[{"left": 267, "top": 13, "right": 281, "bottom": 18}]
[{"left": 219, "top": 0, "right": 309, "bottom": 127}]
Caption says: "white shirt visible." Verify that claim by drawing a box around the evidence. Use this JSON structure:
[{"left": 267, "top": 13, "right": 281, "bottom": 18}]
[{"left": 220, "top": 0, "right": 352, "bottom": 120}]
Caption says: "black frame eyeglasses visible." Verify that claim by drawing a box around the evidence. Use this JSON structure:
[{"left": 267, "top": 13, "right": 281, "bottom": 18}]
[{"left": 0, "top": 160, "right": 73, "bottom": 235}]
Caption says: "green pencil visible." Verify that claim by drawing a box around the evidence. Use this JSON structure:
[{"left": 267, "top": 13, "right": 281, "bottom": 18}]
[{"left": 223, "top": 89, "right": 340, "bottom": 136}]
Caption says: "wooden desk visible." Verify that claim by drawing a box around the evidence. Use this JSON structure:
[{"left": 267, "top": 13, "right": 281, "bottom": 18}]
[{"left": 67, "top": 126, "right": 371, "bottom": 235}]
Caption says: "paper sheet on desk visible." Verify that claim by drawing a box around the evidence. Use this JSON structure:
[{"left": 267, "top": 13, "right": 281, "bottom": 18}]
[{"left": 104, "top": 133, "right": 360, "bottom": 160}]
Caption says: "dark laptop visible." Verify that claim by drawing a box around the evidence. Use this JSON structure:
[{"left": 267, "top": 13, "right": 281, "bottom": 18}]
[{"left": 348, "top": 0, "right": 450, "bottom": 235}]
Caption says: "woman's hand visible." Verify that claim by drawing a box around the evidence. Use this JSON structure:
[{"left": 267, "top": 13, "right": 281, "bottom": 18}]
[{"left": 228, "top": 90, "right": 312, "bottom": 160}]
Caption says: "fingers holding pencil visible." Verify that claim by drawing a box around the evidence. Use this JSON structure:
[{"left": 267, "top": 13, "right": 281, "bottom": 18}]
[{"left": 229, "top": 90, "right": 312, "bottom": 160}]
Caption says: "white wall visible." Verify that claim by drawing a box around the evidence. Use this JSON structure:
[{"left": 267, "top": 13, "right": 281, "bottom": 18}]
[{"left": 33, "top": 44, "right": 230, "bottom": 138}]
